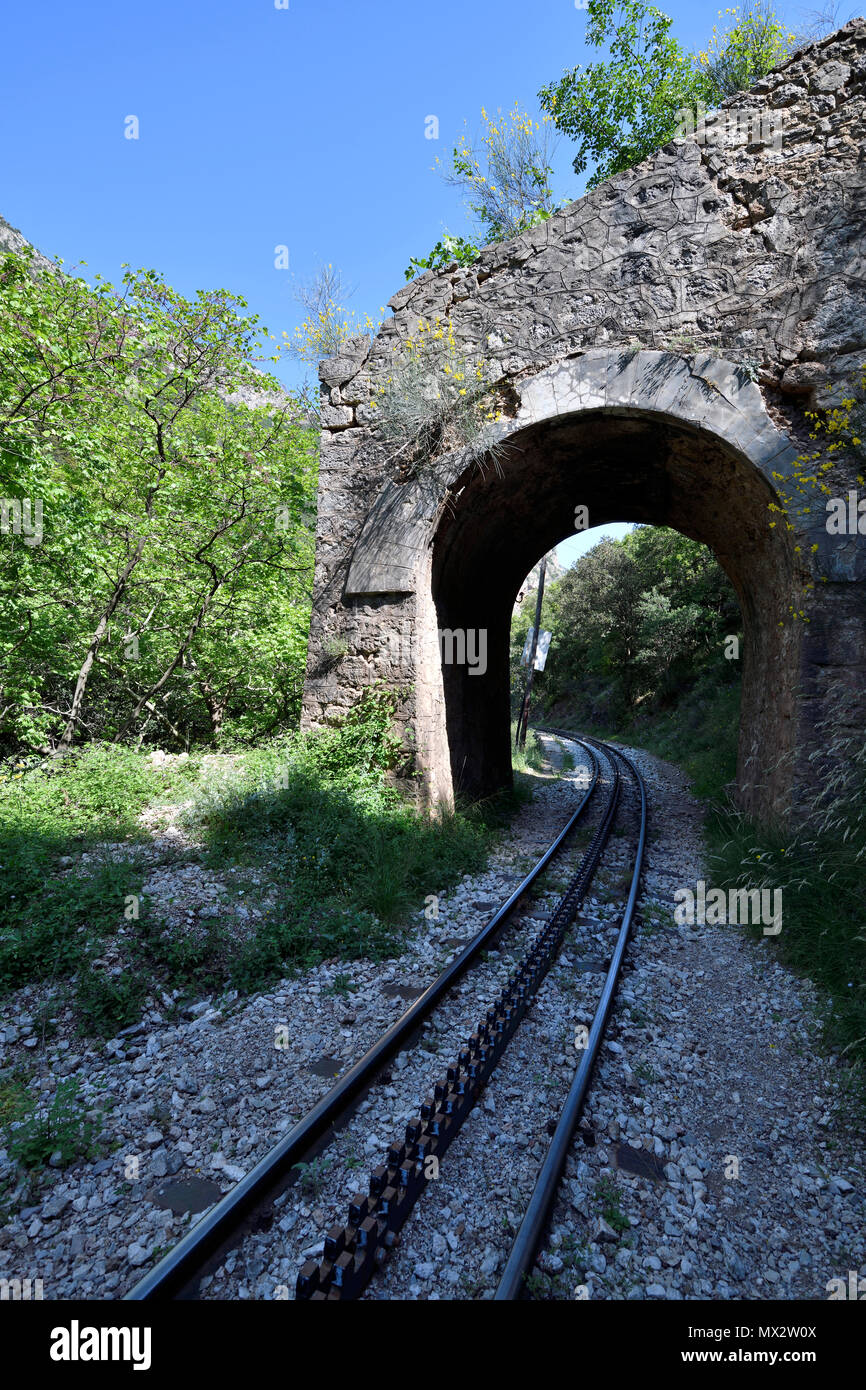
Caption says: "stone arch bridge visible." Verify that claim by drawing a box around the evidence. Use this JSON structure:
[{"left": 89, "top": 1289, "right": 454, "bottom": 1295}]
[{"left": 302, "top": 20, "right": 866, "bottom": 825}]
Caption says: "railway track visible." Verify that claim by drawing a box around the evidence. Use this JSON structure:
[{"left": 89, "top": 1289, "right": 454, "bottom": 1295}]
[{"left": 125, "top": 731, "right": 647, "bottom": 1302}]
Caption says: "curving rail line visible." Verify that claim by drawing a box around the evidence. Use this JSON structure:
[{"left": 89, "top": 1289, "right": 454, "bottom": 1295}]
[
  {"left": 126, "top": 736, "right": 604, "bottom": 1300},
  {"left": 494, "top": 736, "right": 647, "bottom": 1297},
  {"left": 125, "top": 731, "right": 647, "bottom": 1302}
]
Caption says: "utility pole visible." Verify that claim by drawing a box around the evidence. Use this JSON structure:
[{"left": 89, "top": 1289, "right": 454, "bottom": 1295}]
[{"left": 516, "top": 554, "right": 547, "bottom": 751}]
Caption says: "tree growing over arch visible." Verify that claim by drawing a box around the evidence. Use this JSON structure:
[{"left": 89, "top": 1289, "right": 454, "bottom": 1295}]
[{"left": 539, "top": 1, "right": 796, "bottom": 188}]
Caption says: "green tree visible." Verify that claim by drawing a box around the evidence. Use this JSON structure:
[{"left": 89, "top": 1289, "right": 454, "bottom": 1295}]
[
  {"left": 539, "top": 0, "right": 716, "bottom": 187},
  {"left": 539, "top": 1, "right": 794, "bottom": 189},
  {"left": 518, "top": 526, "right": 740, "bottom": 724},
  {"left": 0, "top": 249, "right": 317, "bottom": 755}
]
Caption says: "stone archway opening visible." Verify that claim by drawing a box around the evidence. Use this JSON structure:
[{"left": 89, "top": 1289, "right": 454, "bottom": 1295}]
[
  {"left": 425, "top": 405, "right": 795, "bottom": 817},
  {"left": 304, "top": 18, "right": 866, "bottom": 830}
]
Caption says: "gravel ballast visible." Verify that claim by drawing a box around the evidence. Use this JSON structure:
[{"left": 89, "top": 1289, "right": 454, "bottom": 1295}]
[{"left": 0, "top": 737, "right": 861, "bottom": 1301}]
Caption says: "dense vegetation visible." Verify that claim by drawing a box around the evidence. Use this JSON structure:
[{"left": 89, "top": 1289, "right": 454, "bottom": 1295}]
[
  {"left": 511, "top": 525, "right": 743, "bottom": 796},
  {"left": 0, "top": 249, "right": 317, "bottom": 758},
  {"left": 0, "top": 247, "right": 525, "bottom": 1064},
  {"left": 708, "top": 702, "right": 866, "bottom": 1114}
]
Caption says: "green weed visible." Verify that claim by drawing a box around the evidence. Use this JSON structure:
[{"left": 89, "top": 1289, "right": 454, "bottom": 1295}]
[
  {"left": 292, "top": 1155, "right": 332, "bottom": 1197},
  {"left": 3, "top": 1077, "right": 104, "bottom": 1170},
  {"left": 594, "top": 1175, "right": 630, "bottom": 1234}
]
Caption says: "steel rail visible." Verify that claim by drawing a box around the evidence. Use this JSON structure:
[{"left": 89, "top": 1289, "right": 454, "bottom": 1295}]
[
  {"left": 125, "top": 736, "right": 601, "bottom": 1299},
  {"left": 494, "top": 739, "right": 648, "bottom": 1299},
  {"left": 295, "top": 740, "right": 624, "bottom": 1298}
]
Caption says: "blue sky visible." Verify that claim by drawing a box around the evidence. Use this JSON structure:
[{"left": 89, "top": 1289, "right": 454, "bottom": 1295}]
[{"left": 1, "top": 0, "right": 851, "bottom": 572}]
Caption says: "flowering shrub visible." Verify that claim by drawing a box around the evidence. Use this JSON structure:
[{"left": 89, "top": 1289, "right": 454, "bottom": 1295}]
[
  {"left": 283, "top": 263, "right": 381, "bottom": 367},
  {"left": 368, "top": 315, "right": 505, "bottom": 473},
  {"left": 440, "top": 103, "right": 558, "bottom": 243},
  {"left": 406, "top": 104, "right": 558, "bottom": 280},
  {"left": 768, "top": 361, "right": 866, "bottom": 624},
  {"left": 696, "top": 4, "right": 797, "bottom": 98}
]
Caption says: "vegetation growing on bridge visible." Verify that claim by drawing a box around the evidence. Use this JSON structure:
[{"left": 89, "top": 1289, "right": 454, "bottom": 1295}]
[
  {"left": 540, "top": 0, "right": 796, "bottom": 188},
  {"left": 404, "top": 103, "right": 558, "bottom": 280},
  {"left": 368, "top": 314, "right": 506, "bottom": 474},
  {"left": 405, "top": 2, "right": 797, "bottom": 279},
  {"left": 769, "top": 359, "right": 866, "bottom": 624}
]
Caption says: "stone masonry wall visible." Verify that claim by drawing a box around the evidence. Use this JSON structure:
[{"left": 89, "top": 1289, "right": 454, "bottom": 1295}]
[{"left": 303, "top": 20, "right": 866, "bottom": 822}]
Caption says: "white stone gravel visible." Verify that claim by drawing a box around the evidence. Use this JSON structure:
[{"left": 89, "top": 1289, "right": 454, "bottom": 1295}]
[
  {"left": 529, "top": 744, "right": 866, "bottom": 1303},
  {"left": 0, "top": 741, "right": 585, "bottom": 1298},
  {"left": 197, "top": 735, "right": 605, "bottom": 1300},
  {"left": 1, "top": 736, "right": 861, "bottom": 1302}
]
